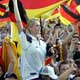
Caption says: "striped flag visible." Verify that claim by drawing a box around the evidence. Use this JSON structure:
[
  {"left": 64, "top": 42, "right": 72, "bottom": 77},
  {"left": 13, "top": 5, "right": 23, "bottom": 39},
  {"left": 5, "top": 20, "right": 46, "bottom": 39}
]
[
  {"left": 1, "top": 0, "right": 68, "bottom": 19},
  {"left": 60, "top": 0, "right": 80, "bottom": 25},
  {"left": 0, "top": 4, "right": 6, "bottom": 16},
  {"left": 24, "top": 0, "right": 68, "bottom": 18},
  {"left": 0, "top": 12, "right": 9, "bottom": 22},
  {"left": 47, "top": 0, "right": 80, "bottom": 26},
  {"left": 59, "top": 0, "right": 80, "bottom": 35},
  {"left": 0, "top": 4, "right": 9, "bottom": 23},
  {"left": 0, "top": 0, "right": 9, "bottom": 4},
  {"left": 44, "top": 0, "right": 68, "bottom": 21},
  {"left": 9, "top": 0, "right": 28, "bottom": 28}
]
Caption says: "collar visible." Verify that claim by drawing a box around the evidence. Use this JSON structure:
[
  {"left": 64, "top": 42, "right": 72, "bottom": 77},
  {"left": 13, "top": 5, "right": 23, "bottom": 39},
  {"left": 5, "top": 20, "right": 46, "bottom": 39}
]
[{"left": 28, "top": 34, "right": 38, "bottom": 41}]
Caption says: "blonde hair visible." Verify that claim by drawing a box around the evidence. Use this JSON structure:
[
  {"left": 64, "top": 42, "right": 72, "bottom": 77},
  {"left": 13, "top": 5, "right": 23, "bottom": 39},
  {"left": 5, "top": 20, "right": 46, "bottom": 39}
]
[{"left": 27, "top": 18, "right": 39, "bottom": 28}]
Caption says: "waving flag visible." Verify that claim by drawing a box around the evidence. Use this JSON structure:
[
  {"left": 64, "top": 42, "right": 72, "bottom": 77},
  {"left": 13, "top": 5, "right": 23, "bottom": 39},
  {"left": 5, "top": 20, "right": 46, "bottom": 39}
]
[
  {"left": 0, "top": 0, "right": 9, "bottom": 4},
  {"left": 22, "top": 0, "right": 68, "bottom": 18},
  {"left": 0, "top": 4, "right": 6, "bottom": 16},
  {"left": 46, "top": 0, "right": 80, "bottom": 26},
  {"left": 8, "top": 0, "right": 67, "bottom": 41},
  {"left": 9, "top": 0, "right": 28, "bottom": 28},
  {"left": 0, "top": 4, "right": 9, "bottom": 29},
  {"left": 60, "top": 0, "right": 80, "bottom": 23},
  {"left": 0, "top": 12, "right": 9, "bottom": 22},
  {"left": 1, "top": 0, "right": 68, "bottom": 19},
  {"left": 0, "top": 4, "right": 9, "bottom": 23},
  {"left": 59, "top": 0, "right": 80, "bottom": 35},
  {"left": 43, "top": 0, "right": 68, "bottom": 21}
]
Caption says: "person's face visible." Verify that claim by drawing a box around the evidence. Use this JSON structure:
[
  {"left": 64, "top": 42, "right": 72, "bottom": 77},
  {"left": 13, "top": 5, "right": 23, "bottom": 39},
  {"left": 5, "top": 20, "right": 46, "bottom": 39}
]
[
  {"left": 30, "top": 21, "right": 41, "bottom": 35},
  {"left": 54, "top": 27, "right": 62, "bottom": 39},
  {"left": 43, "top": 29, "right": 50, "bottom": 41},
  {"left": 0, "top": 66, "right": 3, "bottom": 77},
  {"left": 5, "top": 78, "right": 17, "bottom": 80},
  {"left": 60, "top": 64, "right": 70, "bottom": 74},
  {"left": 71, "top": 37, "right": 80, "bottom": 50}
]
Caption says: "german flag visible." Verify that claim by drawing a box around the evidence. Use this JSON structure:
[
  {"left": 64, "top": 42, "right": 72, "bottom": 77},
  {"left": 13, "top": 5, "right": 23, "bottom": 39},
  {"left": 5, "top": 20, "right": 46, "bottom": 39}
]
[
  {"left": 60, "top": 0, "right": 80, "bottom": 25},
  {"left": 0, "top": 4, "right": 6, "bottom": 16},
  {"left": 9, "top": 0, "right": 68, "bottom": 28},
  {"left": 46, "top": 8, "right": 60, "bottom": 20},
  {"left": 0, "top": 4, "right": 10, "bottom": 28},
  {"left": 23, "top": 0, "right": 68, "bottom": 18},
  {"left": 0, "top": 4, "right": 9, "bottom": 23},
  {"left": 0, "top": 12, "right": 9, "bottom": 22},
  {"left": 0, "top": 0, "right": 9, "bottom": 4},
  {"left": 9, "top": 0, "right": 28, "bottom": 28},
  {"left": 1, "top": 0, "right": 68, "bottom": 19},
  {"left": 44, "top": 0, "right": 68, "bottom": 21}
]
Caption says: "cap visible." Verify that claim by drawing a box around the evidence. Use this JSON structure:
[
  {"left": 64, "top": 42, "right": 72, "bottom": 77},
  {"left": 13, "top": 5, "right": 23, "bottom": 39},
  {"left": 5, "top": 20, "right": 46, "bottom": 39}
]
[{"left": 40, "top": 66, "right": 58, "bottom": 79}]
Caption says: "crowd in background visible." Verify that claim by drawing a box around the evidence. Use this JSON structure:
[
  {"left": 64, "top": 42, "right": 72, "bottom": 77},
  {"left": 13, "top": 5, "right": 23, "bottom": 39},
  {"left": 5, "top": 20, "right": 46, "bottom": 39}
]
[
  {"left": 0, "top": 17, "right": 80, "bottom": 80},
  {"left": 0, "top": 0, "right": 80, "bottom": 80}
]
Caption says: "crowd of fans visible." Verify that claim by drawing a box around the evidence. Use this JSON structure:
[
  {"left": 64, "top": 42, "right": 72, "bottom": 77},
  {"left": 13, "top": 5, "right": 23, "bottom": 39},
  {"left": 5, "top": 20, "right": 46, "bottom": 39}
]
[{"left": 0, "top": 0, "right": 80, "bottom": 80}]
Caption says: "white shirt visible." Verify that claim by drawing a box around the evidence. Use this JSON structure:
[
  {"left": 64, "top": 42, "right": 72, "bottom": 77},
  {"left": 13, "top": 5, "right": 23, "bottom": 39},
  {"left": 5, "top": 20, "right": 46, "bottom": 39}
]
[{"left": 19, "top": 31, "right": 46, "bottom": 80}]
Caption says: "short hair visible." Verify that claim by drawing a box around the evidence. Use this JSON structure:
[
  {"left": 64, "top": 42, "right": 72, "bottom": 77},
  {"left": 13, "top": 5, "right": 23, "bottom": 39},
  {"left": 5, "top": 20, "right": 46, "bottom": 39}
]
[
  {"left": 54, "top": 23, "right": 62, "bottom": 29},
  {"left": 27, "top": 18, "right": 39, "bottom": 28},
  {"left": 4, "top": 72, "right": 17, "bottom": 79}
]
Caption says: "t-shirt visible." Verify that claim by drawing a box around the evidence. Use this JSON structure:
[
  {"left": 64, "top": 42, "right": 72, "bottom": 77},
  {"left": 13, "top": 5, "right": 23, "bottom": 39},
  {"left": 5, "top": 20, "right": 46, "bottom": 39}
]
[{"left": 19, "top": 31, "right": 47, "bottom": 80}]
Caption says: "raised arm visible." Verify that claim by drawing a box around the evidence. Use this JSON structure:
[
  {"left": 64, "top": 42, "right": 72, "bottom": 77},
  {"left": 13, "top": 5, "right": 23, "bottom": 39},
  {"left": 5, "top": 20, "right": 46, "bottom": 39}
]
[
  {"left": 4, "top": 39, "right": 15, "bottom": 72},
  {"left": 7, "top": 43, "right": 15, "bottom": 72},
  {"left": 11, "top": 0, "right": 23, "bottom": 33},
  {"left": 62, "top": 25, "right": 76, "bottom": 45}
]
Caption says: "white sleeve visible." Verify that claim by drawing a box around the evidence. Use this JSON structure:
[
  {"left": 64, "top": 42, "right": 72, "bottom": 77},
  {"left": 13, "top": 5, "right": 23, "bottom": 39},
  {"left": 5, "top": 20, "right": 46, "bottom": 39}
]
[{"left": 19, "top": 31, "right": 28, "bottom": 49}]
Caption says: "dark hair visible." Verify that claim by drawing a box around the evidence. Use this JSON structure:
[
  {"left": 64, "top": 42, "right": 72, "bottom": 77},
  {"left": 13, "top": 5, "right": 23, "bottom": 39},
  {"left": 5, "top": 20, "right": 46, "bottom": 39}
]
[
  {"left": 4, "top": 72, "right": 17, "bottom": 79},
  {"left": 56, "top": 38, "right": 59, "bottom": 45},
  {"left": 39, "top": 74, "right": 53, "bottom": 80},
  {"left": 54, "top": 23, "right": 61, "bottom": 29}
]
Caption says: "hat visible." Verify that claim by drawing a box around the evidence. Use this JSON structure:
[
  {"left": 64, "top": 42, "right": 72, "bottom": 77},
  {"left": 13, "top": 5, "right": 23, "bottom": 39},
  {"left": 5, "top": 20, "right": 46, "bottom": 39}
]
[{"left": 40, "top": 66, "right": 58, "bottom": 79}]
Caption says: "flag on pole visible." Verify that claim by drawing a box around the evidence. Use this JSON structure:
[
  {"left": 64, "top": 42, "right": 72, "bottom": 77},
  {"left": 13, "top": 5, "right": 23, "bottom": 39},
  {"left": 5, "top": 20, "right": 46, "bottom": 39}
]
[{"left": 9, "top": 0, "right": 28, "bottom": 28}]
